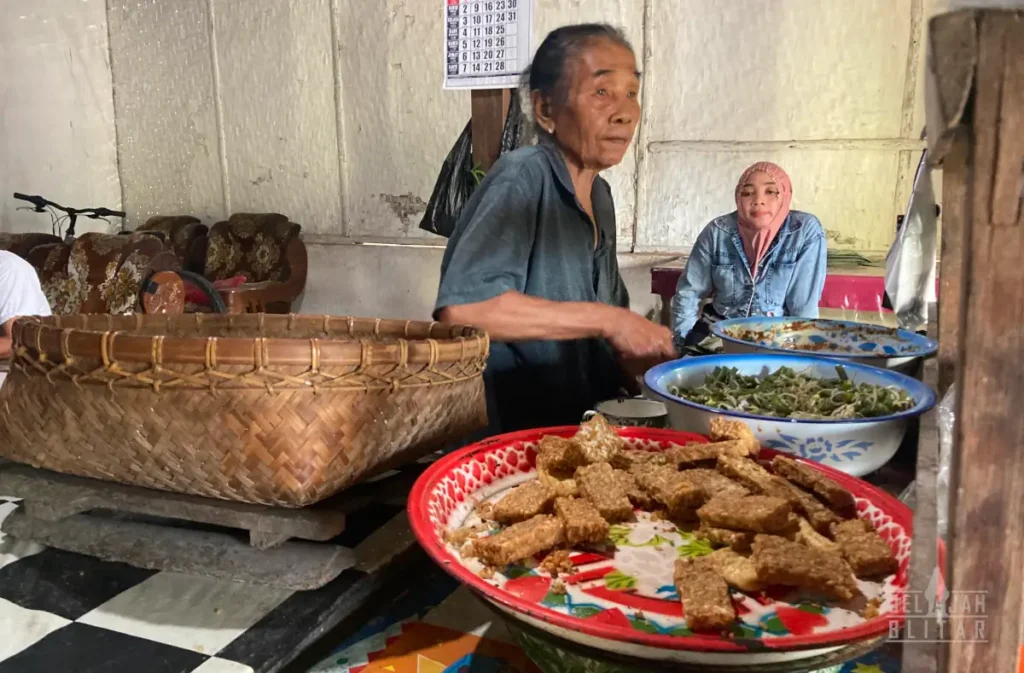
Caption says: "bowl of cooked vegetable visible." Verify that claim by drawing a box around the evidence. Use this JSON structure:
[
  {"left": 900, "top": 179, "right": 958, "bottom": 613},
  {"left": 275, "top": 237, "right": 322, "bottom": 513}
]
[
  {"left": 643, "top": 354, "right": 936, "bottom": 477},
  {"left": 710, "top": 317, "right": 938, "bottom": 372}
]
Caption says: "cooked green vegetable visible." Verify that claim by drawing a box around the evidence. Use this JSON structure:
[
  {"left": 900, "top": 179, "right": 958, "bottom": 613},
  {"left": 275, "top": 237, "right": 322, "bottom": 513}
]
[{"left": 668, "top": 365, "right": 915, "bottom": 420}]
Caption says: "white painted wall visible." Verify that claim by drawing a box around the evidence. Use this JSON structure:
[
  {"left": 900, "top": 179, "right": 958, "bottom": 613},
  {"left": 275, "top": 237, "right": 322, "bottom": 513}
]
[
  {"left": 0, "top": 0, "right": 120, "bottom": 236},
  {"left": 1, "top": 0, "right": 948, "bottom": 320}
]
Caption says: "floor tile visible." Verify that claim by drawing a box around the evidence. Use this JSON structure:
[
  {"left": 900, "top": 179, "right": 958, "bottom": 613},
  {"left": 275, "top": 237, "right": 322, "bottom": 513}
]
[
  {"left": 0, "top": 547, "right": 157, "bottom": 619},
  {"left": 0, "top": 597, "right": 70, "bottom": 662},
  {"left": 0, "top": 622, "right": 207, "bottom": 673},
  {"left": 77, "top": 572, "right": 291, "bottom": 655}
]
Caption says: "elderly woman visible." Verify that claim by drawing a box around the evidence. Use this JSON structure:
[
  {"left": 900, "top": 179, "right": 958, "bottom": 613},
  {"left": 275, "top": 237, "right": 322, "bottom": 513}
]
[
  {"left": 671, "top": 162, "right": 827, "bottom": 349},
  {"left": 435, "top": 24, "right": 675, "bottom": 434}
]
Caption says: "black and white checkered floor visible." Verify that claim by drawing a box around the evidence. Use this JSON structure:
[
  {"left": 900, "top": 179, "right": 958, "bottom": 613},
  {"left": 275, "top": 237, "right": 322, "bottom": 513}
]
[{"left": 0, "top": 472, "right": 417, "bottom": 673}]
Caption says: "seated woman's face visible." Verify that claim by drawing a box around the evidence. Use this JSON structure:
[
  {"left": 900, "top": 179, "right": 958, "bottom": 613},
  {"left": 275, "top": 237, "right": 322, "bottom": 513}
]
[
  {"left": 737, "top": 171, "right": 783, "bottom": 227},
  {"left": 549, "top": 39, "right": 641, "bottom": 171}
]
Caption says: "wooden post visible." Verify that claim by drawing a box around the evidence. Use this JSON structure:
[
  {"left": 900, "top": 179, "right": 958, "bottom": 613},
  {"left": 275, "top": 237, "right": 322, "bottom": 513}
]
[
  {"left": 470, "top": 89, "right": 512, "bottom": 171},
  {"left": 921, "top": 9, "right": 1024, "bottom": 673},
  {"left": 935, "top": 132, "right": 967, "bottom": 395}
]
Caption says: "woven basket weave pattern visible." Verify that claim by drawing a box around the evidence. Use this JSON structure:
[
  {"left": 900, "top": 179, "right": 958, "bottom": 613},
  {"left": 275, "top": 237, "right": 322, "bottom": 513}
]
[{"left": 0, "top": 314, "right": 488, "bottom": 507}]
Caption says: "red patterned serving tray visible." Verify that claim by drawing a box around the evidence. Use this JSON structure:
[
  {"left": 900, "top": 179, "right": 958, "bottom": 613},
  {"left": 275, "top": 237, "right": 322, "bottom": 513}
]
[{"left": 408, "top": 426, "right": 920, "bottom": 653}]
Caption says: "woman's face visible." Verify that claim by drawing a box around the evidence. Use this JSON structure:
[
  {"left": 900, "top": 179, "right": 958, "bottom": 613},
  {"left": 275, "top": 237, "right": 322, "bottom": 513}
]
[
  {"left": 534, "top": 39, "right": 641, "bottom": 171},
  {"left": 737, "top": 171, "right": 782, "bottom": 226}
]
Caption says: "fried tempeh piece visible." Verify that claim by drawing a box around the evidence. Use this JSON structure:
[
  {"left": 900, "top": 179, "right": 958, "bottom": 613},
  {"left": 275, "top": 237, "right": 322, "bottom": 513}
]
[
  {"left": 537, "top": 435, "right": 586, "bottom": 472},
  {"left": 709, "top": 417, "right": 756, "bottom": 443},
  {"left": 750, "top": 534, "right": 859, "bottom": 601},
  {"left": 473, "top": 515, "right": 565, "bottom": 567},
  {"left": 831, "top": 519, "right": 899, "bottom": 578},
  {"left": 575, "top": 462, "right": 634, "bottom": 522},
  {"left": 697, "top": 495, "right": 793, "bottom": 534},
  {"left": 537, "top": 451, "right": 578, "bottom": 498},
  {"left": 574, "top": 413, "right": 625, "bottom": 464},
  {"left": 674, "top": 557, "right": 736, "bottom": 633},
  {"left": 668, "top": 438, "right": 759, "bottom": 467},
  {"left": 709, "top": 548, "right": 765, "bottom": 592},
  {"left": 634, "top": 465, "right": 705, "bottom": 516},
  {"left": 716, "top": 455, "right": 840, "bottom": 534},
  {"left": 716, "top": 454, "right": 788, "bottom": 495},
  {"left": 610, "top": 448, "right": 671, "bottom": 471},
  {"left": 772, "top": 455, "right": 857, "bottom": 516},
  {"left": 555, "top": 497, "right": 610, "bottom": 545},
  {"left": 794, "top": 516, "right": 840, "bottom": 555},
  {"left": 697, "top": 523, "right": 756, "bottom": 552},
  {"left": 676, "top": 468, "right": 750, "bottom": 501},
  {"left": 793, "top": 490, "right": 844, "bottom": 535},
  {"left": 491, "top": 481, "right": 556, "bottom": 525},
  {"left": 611, "top": 468, "right": 655, "bottom": 510}
]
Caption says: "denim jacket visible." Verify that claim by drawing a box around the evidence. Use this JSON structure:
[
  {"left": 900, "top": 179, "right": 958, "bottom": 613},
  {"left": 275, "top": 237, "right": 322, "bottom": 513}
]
[{"left": 671, "top": 210, "right": 827, "bottom": 345}]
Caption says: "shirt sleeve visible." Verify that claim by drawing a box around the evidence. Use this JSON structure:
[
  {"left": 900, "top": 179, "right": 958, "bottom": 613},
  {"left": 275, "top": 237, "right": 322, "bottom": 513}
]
[
  {"left": 434, "top": 176, "right": 538, "bottom": 316},
  {"left": 784, "top": 224, "right": 827, "bottom": 318},
  {"left": 671, "top": 224, "right": 714, "bottom": 345},
  {"left": 0, "top": 256, "right": 49, "bottom": 325}
]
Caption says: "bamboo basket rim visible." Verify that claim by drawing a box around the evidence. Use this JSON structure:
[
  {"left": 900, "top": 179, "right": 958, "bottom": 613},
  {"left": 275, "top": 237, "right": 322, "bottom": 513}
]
[{"left": 12, "top": 313, "right": 489, "bottom": 368}]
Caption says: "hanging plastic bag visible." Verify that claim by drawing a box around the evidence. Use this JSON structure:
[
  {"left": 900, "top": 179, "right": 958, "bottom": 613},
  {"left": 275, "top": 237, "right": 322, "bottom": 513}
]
[
  {"left": 419, "top": 94, "right": 526, "bottom": 238},
  {"left": 884, "top": 145, "right": 938, "bottom": 331}
]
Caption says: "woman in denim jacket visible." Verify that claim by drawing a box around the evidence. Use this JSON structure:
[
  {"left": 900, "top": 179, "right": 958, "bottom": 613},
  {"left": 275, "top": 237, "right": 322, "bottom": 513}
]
[{"left": 671, "top": 162, "right": 827, "bottom": 349}]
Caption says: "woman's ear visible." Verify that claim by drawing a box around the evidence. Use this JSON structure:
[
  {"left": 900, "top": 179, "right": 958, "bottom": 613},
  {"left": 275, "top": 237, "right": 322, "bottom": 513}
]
[{"left": 531, "top": 90, "right": 554, "bottom": 135}]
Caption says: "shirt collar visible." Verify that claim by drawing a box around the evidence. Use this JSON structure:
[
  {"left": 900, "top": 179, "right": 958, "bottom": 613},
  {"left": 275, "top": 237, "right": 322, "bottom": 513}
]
[{"left": 536, "top": 135, "right": 579, "bottom": 199}]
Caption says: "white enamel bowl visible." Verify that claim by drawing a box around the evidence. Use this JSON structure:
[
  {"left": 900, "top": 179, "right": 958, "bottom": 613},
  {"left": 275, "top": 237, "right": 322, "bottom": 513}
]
[{"left": 643, "top": 354, "right": 937, "bottom": 477}]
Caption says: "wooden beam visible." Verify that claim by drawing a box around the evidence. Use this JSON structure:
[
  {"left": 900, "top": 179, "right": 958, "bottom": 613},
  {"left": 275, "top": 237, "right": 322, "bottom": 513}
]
[
  {"left": 470, "top": 89, "right": 512, "bottom": 171},
  {"left": 945, "top": 10, "right": 1024, "bottom": 673},
  {"left": 937, "top": 131, "right": 967, "bottom": 395}
]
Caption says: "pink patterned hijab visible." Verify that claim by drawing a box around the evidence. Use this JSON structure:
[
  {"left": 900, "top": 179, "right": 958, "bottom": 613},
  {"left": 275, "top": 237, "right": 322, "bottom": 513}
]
[{"left": 735, "top": 161, "right": 793, "bottom": 277}]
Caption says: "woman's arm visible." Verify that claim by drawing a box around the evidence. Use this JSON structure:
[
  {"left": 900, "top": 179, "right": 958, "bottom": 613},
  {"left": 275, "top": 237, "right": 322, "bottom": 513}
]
[
  {"left": 434, "top": 175, "right": 674, "bottom": 358},
  {"left": 784, "top": 226, "right": 827, "bottom": 317},
  {"left": 438, "top": 292, "right": 609, "bottom": 341},
  {"left": 671, "top": 226, "right": 714, "bottom": 346},
  {"left": 440, "top": 292, "right": 674, "bottom": 359}
]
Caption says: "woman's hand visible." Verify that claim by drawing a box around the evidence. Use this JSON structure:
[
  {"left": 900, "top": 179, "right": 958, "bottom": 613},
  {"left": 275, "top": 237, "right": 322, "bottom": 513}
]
[{"left": 602, "top": 308, "right": 677, "bottom": 360}]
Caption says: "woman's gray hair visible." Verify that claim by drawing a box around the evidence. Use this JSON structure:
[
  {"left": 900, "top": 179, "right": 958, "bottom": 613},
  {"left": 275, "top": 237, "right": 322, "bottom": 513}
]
[{"left": 519, "top": 24, "right": 634, "bottom": 136}]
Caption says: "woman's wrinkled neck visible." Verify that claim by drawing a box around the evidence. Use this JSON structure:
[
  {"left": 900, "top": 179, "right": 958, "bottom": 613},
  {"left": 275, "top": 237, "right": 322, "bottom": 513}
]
[{"left": 554, "top": 141, "right": 600, "bottom": 196}]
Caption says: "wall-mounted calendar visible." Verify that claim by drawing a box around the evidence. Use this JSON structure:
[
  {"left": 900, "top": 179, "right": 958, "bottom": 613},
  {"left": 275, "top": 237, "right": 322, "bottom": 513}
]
[{"left": 444, "top": 0, "right": 533, "bottom": 90}]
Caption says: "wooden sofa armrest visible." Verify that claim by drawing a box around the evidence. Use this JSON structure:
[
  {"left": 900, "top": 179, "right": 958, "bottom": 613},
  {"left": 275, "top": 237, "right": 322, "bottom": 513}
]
[{"left": 216, "top": 238, "right": 307, "bottom": 314}]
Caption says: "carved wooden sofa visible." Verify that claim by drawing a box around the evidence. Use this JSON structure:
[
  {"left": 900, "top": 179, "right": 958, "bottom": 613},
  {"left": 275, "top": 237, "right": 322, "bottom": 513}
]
[
  {"left": 1, "top": 211, "right": 307, "bottom": 315},
  {"left": 135, "top": 212, "right": 307, "bottom": 314},
  {"left": 20, "top": 232, "right": 177, "bottom": 314}
]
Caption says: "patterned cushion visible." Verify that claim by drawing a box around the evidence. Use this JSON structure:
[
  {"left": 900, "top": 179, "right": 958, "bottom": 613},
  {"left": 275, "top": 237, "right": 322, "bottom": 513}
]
[
  {"left": 204, "top": 213, "right": 300, "bottom": 283},
  {"left": 137, "top": 216, "right": 208, "bottom": 272},
  {"left": 29, "top": 243, "right": 79, "bottom": 314},
  {"left": 0, "top": 233, "right": 63, "bottom": 260},
  {"left": 72, "top": 233, "right": 167, "bottom": 314}
]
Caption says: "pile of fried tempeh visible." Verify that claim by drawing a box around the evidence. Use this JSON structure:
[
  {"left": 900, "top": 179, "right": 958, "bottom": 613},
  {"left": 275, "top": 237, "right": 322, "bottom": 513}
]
[{"left": 454, "top": 414, "right": 898, "bottom": 634}]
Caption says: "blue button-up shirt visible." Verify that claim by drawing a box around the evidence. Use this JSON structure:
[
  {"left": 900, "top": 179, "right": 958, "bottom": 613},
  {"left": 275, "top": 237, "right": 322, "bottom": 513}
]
[
  {"left": 671, "top": 210, "right": 827, "bottom": 344},
  {"left": 434, "top": 139, "right": 629, "bottom": 435}
]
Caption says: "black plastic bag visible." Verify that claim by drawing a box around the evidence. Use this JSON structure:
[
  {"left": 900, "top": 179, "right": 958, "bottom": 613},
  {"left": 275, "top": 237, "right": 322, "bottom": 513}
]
[{"left": 419, "top": 94, "right": 525, "bottom": 238}]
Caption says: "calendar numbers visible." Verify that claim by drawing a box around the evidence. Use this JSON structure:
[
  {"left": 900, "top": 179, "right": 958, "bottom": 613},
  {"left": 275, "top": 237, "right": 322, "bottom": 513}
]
[{"left": 445, "top": 0, "right": 529, "bottom": 88}]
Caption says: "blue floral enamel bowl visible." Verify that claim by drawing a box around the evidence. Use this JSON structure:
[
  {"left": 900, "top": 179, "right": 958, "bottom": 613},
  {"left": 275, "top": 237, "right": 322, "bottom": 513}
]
[
  {"left": 710, "top": 317, "right": 938, "bottom": 372},
  {"left": 643, "top": 354, "right": 936, "bottom": 477}
]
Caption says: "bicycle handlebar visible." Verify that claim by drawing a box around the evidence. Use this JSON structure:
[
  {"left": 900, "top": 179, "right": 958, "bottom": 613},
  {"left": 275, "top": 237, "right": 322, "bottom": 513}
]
[{"left": 13, "top": 192, "right": 125, "bottom": 219}]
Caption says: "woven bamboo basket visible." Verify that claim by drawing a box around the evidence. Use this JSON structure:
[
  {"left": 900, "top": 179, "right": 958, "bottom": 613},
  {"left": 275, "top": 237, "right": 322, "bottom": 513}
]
[{"left": 0, "top": 313, "right": 488, "bottom": 507}]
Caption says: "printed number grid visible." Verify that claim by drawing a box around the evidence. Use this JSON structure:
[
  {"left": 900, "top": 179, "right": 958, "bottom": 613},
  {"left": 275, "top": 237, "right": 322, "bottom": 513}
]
[{"left": 446, "top": 0, "right": 520, "bottom": 80}]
